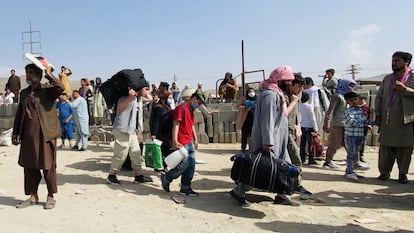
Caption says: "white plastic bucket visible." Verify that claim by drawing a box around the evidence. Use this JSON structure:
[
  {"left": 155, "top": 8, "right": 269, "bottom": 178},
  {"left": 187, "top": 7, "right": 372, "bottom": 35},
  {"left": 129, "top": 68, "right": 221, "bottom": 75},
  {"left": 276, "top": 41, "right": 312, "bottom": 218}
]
[{"left": 165, "top": 147, "right": 188, "bottom": 169}]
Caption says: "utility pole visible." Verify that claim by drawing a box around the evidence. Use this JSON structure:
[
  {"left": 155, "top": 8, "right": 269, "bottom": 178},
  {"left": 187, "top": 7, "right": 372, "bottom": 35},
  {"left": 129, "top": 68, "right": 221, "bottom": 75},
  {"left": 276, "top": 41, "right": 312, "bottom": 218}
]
[
  {"left": 346, "top": 64, "right": 361, "bottom": 80},
  {"left": 22, "top": 20, "right": 42, "bottom": 56},
  {"left": 241, "top": 40, "right": 245, "bottom": 95}
]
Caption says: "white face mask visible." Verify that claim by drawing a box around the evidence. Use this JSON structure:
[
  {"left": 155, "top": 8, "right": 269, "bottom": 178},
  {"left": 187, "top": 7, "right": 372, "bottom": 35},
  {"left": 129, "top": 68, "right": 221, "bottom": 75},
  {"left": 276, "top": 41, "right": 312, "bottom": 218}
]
[
  {"left": 26, "top": 77, "right": 40, "bottom": 85},
  {"left": 248, "top": 92, "right": 255, "bottom": 98},
  {"left": 167, "top": 98, "right": 174, "bottom": 105}
]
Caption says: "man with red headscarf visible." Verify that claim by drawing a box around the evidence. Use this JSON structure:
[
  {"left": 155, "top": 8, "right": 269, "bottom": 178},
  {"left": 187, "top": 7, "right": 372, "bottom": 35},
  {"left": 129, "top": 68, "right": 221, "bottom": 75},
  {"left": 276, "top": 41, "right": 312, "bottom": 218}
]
[{"left": 230, "top": 66, "right": 301, "bottom": 206}]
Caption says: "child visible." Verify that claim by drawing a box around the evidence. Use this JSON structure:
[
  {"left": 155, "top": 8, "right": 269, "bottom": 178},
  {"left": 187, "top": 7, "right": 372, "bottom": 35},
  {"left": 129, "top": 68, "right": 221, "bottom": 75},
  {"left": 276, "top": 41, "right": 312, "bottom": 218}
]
[
  {"left": 357, "top": 95, "right": 371, "bottom": 163},
  {"left": 343, "top": 92, "right": 372, "bottom": 182},
  {"left": 56, "top": 93, "right": 74, "bottom": 147},
  {"left": 299, "top": 92, "right": 319, "bottom": 164},
  {"left": 3, "top": 87, "right": 15, "bottom": 104}
]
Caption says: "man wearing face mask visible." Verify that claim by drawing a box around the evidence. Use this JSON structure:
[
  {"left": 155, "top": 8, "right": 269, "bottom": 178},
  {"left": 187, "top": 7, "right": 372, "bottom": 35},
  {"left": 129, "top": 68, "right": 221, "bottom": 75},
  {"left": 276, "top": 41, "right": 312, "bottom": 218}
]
[
  {"left": 160, "top": 91, "right": 206, "bottom": 196},
  {"left": 12, "top": 63, "right": 64, "bottom": 210}
]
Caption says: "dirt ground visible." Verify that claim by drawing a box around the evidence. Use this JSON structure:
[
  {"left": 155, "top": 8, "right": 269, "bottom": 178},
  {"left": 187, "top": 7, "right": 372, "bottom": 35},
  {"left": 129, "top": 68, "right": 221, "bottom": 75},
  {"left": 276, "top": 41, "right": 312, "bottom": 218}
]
[{"left": 0, "top": 142, "right": 413, "bottom": 233}]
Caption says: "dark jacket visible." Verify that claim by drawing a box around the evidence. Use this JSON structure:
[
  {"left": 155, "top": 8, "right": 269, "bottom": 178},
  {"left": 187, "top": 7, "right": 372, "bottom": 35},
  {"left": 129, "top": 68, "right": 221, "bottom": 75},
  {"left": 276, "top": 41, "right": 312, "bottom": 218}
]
[{"left": 13, "top": 78, "right": 64, "bottom": 141}]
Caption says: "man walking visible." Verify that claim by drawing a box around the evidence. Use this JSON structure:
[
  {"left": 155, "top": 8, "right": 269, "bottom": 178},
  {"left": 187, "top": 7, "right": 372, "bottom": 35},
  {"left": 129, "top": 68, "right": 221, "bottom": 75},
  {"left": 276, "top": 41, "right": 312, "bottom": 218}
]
[
  {"left": 107, "top": 80, "right": 153, "bottom": 185},
  {"left": 160, "top": 91, "right": 206, "bottom": 196}
]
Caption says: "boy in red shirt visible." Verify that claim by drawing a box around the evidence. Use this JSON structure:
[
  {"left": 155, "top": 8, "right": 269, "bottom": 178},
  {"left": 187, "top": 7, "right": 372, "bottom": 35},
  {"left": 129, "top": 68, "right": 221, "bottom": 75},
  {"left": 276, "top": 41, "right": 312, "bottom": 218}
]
[{"left": 160, "top": 91, "right": 206, "bottom": 196}]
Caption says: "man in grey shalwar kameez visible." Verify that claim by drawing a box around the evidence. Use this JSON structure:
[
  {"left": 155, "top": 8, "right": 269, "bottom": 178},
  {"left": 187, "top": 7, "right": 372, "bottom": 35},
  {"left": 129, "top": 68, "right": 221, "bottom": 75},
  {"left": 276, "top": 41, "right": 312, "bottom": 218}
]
[
  {"left": 375, "top": 51, "right": 414, "bottom": 184},
  {"left": 230, "top": 66, "right": 301, "bottom": 206},
  {"left": 71, "top": 90, "right": 89, "bottom": 151}
]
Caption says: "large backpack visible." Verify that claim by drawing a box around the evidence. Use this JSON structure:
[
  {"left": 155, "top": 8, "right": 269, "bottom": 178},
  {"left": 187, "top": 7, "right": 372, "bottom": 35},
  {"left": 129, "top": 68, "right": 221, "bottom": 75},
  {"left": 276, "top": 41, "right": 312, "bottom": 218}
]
[
  {"left": 100, "top": 69, "right": 148, "bottom": 106},
  {"left": 157, "top": 104, "right": 185, "bottom": 143}
]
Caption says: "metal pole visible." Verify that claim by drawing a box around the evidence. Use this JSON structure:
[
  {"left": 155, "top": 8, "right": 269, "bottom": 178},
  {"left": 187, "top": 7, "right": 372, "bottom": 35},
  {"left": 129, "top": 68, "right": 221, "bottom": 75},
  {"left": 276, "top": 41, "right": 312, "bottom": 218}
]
[
  {"left": 241, "top": 40, "right": 245, "bottom": 95},
  {"left": 29, "top": 21, "right": 33, "bottom": 53}
]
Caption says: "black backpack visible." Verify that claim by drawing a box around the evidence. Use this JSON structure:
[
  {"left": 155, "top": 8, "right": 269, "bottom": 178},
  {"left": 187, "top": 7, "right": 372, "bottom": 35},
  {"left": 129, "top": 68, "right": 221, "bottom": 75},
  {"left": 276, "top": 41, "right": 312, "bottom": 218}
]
[{"left": 157, "top": 104, "right": 185, "bottom": 143}]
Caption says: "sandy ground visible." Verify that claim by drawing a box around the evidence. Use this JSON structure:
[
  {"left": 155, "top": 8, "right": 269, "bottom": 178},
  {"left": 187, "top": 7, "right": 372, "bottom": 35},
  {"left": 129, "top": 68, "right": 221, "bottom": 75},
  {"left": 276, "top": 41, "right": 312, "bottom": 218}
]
[{"left": 0, "top": 141, "right": 413, "bottom": 233}]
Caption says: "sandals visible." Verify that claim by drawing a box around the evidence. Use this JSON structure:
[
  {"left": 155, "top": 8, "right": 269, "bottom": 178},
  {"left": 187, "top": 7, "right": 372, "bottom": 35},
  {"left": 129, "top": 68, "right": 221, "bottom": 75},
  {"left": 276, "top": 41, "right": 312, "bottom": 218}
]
[
  {"left": 16, "top": 199, "right": 38, "bottom": 209},
  {"left": 43, "top": 198, "right": 56, "bottom": 210}
]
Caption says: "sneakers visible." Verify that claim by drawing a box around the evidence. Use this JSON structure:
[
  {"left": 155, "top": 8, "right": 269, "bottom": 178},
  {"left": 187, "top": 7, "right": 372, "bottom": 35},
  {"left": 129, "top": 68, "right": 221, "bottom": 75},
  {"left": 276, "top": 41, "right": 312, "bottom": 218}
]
[
  {"left": 345, "top": 173, "right": 360, "bottom": 182},
  {"left": 322, "top": 162, "right": 340, "bottom": 169},
  {"left": 273, "top": 195, "right": 301, "bottom": 206},
  {"left": 229, "top": 190, "right": 249, "bottom": 206},
  {"left": 107, "top": 174, "right": 121, "bottom": 185},
  {"left": 179, "top": 187, "right": 199, "bottom": 197},
  {"left": 398, "top": 174, "right": 408, "bottom": 184},
  {"left": 308, "top": 160, "right": 318, "bottom": 165},
  {"left": 354, "top": 163, "right": 370, "bottom": 170},
  {"left": 377, "top": 174, "right": 390, "bottom": 181},
  {"left": 134, "top": 175, "right": 153, "bottom": 184},
  {"left": 294, "top": 185, "right": 313, "bottom": 195},
  {"left": 160, "top": 173, "right": 170, "bottom": 192}
]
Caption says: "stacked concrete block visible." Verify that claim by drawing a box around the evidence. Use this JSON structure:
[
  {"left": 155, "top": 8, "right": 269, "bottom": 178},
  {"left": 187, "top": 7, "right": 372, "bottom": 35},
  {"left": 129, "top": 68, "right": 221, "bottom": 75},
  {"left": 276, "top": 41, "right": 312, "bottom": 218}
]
[
  {"left": 196, "top": 108, "right": 214, "bottom": 139},
  {"left": 197, "top": 122, "right": 205, "bottom": 133},
  {"left": 213, "top": 122, "right": 224, "bottom": 143},
  {"left": 194, "top": 110, "right": 209, "bottom": 144},
  {"left": 194, "top": 111, "right": 204, "bottom": 123},
  {"left": 0, "top": 104, "right": 18, "bottom": 131},
  {"left": 206, "top": 114, "right": 214, "bottom": 138},
  {"left": 236, "top": 131, "right": 242, "bottom": 143},
  {"left": 365, "top": 132, "right": 373, "bottom": 146},
  {"left": 197, "top": 132, "right": 209, "bottom": 144},
  {"left": 0, "top": 103, "right": 18, "bottom": 117},
  {"left": 212, "top": 110, "right": 238, "bottom": 143}
]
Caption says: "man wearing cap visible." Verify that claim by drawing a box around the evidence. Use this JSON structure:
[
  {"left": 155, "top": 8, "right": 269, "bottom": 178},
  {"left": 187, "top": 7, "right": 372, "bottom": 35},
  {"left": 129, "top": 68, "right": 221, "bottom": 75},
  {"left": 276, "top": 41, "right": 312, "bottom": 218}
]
[{"left": 160, "top": 91, "right": 206, "bottom": 196}]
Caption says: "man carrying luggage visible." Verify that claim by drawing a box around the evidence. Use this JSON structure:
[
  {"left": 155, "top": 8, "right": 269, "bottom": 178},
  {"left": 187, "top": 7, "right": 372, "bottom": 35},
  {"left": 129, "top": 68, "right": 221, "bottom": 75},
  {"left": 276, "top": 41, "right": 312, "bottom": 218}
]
[
  {"left": 107, "top": 81, "right": 153, "bottom": 185},
  {"left": 230, "top": 66, "right": 301, "bottom": 206}
]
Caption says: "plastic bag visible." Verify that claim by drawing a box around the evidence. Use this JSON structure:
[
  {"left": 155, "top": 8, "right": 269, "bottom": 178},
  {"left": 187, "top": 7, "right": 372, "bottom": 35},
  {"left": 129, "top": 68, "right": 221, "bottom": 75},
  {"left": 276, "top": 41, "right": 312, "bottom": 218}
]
[
  {"left": 144, "top": 139, "right": 164, "bottom": 170},
  {"left": 0, "top": 128, "right": 13, "bottom": 146}
]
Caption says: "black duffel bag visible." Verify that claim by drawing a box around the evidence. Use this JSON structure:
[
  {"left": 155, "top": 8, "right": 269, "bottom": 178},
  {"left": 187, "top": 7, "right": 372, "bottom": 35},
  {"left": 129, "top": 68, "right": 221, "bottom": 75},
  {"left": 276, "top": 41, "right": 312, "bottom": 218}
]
[
  {"left": 101, "top": 69, "right": 149, "bottom": 106},
  {"left": 230, "top": 151, "right": 299, "bottom": 195}
]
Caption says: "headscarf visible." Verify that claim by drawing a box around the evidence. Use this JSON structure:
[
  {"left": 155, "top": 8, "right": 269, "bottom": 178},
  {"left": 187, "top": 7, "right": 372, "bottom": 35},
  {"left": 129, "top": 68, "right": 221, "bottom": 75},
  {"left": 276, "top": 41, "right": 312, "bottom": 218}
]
[
  {"left": 387, "top": 66, "right": 412, "bottom": 111},
  {"left": 261, "top": 66, "right": 294, "bottom": 106},
  {"left": 336, "top": 79, "right": 356, "bottom": 96},
  {"left": 245, "top": 87, "right": 257, "bottom": 101}
]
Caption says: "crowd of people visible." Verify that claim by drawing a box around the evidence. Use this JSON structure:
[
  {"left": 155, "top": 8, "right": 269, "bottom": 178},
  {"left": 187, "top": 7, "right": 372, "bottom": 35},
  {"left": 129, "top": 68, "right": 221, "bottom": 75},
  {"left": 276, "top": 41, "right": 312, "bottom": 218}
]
[{"left": 5, "top": 50, "right": 413, "bottom": 210}]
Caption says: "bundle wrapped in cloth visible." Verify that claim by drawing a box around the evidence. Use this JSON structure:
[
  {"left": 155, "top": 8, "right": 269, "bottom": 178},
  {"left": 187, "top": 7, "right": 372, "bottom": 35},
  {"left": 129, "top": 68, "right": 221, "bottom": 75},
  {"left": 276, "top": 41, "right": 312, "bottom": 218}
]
[{"left": 100, "top": 69, "right": 149, "bottom": 106}]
